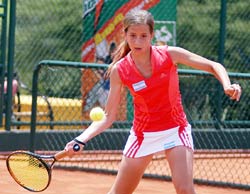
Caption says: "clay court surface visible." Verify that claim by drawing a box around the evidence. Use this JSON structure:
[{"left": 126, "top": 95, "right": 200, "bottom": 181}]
[{"left": 0, "top": 160, "right": 249, "bottom": 194}]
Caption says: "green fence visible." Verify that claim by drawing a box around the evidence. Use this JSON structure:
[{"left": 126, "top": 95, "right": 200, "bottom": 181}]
[
  {"left": 24, "top": 60, "right": 250, "bottom": 130},
  {"left": 2, "top": 0, "right": 250, "bottom": 129},
  {"left": 12, "top": 0, "right": 250, "bottom": 82}
]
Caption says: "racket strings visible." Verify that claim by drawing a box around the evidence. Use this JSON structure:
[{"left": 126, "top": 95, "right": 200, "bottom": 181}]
[{"left": 7, "top": 153, "right": 50, "bottom": 192}]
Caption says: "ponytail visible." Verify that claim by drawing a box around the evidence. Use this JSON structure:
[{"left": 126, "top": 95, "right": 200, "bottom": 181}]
[{"left": 106, "top": 40, "right": 130, "bottom": 77}]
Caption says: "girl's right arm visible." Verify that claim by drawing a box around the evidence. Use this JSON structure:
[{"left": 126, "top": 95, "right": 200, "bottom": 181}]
[{"left": 64, "top": 64, "right": 123, "bottom": 154}]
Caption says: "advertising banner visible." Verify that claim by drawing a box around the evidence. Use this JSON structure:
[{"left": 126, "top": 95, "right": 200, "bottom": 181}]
[{"left": 82, "top": 0, "right": 176, "bottom": 62}]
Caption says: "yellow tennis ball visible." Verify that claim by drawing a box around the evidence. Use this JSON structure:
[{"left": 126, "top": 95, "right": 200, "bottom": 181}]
[{"left": 89, "top": 107, "right": 105, "bottom": 121}]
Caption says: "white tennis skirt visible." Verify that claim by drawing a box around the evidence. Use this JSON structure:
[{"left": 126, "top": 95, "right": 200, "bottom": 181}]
[{"left": 123, "top": 124, "right": 194, "bottom": 158}]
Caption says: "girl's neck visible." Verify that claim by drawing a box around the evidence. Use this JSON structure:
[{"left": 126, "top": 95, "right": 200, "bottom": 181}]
[
  {"left": 131, "top": 47, "right": 151, "bottom": 67},
  {"left": 131, "top": 49, "right": 152, "bottom": 78}
]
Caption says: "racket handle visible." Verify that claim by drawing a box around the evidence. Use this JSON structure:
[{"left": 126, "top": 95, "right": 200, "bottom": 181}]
[
  {"left": 54, "top": 144, "right": 81, "bottom": 160},
  {"left": 54, "top": 150, "right": 68, "bottom": 161}
]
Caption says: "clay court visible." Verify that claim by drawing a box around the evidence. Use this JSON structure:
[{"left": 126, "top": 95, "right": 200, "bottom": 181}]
[{"left": 0, "top": 155, "right": 249, "bottom": 194}]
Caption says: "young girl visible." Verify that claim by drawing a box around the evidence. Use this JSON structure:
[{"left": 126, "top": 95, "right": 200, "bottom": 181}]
[{"left": 65, "top": 10, "right": 241, "bottom": 194}]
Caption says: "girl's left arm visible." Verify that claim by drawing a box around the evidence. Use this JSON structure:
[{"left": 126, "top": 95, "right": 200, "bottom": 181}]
[{"left": 168, "top": 46, "right": 242, "bottom": 101}]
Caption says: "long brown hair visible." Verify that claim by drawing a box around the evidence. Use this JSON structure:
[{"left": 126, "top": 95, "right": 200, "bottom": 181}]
[{"left": 106, "top": 9, "right": 154, "bottom": 77}]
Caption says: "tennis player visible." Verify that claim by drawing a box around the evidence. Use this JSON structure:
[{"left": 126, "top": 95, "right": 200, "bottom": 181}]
[{"left": 65, "top": 9, "right": 242, "bottom": 194}]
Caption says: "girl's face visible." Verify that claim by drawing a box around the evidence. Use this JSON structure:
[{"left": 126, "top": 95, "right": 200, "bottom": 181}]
[{"left": 125, "top": 24, "right": 153, "bottom": 54}]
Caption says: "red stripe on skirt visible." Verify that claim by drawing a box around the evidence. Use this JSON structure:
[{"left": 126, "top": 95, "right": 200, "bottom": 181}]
[
  {"left": 125, "top": 136, "right": 144, "bottom": 158},
  {"left": 178, "top": 126, "right": 192, "bottom": 149}
]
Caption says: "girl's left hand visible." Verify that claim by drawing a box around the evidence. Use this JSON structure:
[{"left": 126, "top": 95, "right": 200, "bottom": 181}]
[{"left": 224, "top": 83, "right": 242, "bottom": 101}]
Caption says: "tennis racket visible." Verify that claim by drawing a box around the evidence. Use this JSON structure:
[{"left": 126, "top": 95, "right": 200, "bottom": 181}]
[{"left": 6, "top": 143, "right": 81, "bottom": 192}]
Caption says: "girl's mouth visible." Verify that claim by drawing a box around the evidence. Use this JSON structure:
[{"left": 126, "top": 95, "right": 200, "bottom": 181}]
[{"left": 134, "top": 47, "right": 142, "bottom": 51}]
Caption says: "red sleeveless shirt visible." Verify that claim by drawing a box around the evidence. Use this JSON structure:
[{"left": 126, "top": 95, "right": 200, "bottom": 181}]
[{"left": 117, "top": 46, "right": 188, "bottom": 134}]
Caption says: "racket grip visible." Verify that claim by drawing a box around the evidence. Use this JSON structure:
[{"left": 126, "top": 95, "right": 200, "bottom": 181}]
[
  {"left": 54, "top": 150, "right": 69, "bottom": 161},
  {"left": 54, "top": 142, "right": 82, "bottom": 160}
]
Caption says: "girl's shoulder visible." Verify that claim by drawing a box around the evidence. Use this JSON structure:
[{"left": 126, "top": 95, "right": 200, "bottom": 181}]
[
  {"left": 151, "top": 45, "right": 176, "bottom": 68},
  {"left": 152, "top": 45, "right": 168, "bottom": 52}
]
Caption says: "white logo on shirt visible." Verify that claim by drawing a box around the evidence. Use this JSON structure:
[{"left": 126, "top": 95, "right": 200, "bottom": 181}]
[{"left": 132, "top": 80, "right": 147, "bottom": 92}]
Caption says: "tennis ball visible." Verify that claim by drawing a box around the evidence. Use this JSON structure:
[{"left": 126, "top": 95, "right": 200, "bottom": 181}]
[{"left": 89, "top": 107, "right": 105, "bottom": 121}]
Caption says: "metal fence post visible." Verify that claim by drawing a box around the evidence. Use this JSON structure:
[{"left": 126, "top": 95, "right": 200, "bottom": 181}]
[
  {"left": 5, "top": 0, "right": 16, "bottom": 131},
  {"left": 0, "top": 0, "right": 8, "bottom": 126},
  {"left": 216, "top": 0, "right": 227, "bottom": 129}
]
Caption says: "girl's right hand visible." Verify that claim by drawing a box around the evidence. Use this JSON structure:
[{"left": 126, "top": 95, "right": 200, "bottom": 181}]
[{"left": 64, "top": 139, "right": 85, "bottom": 157}]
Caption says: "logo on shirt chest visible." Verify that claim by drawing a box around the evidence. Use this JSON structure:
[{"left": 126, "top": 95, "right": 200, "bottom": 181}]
[{"left": 132, "top": 80, "right": 147, "bottom": 92}]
